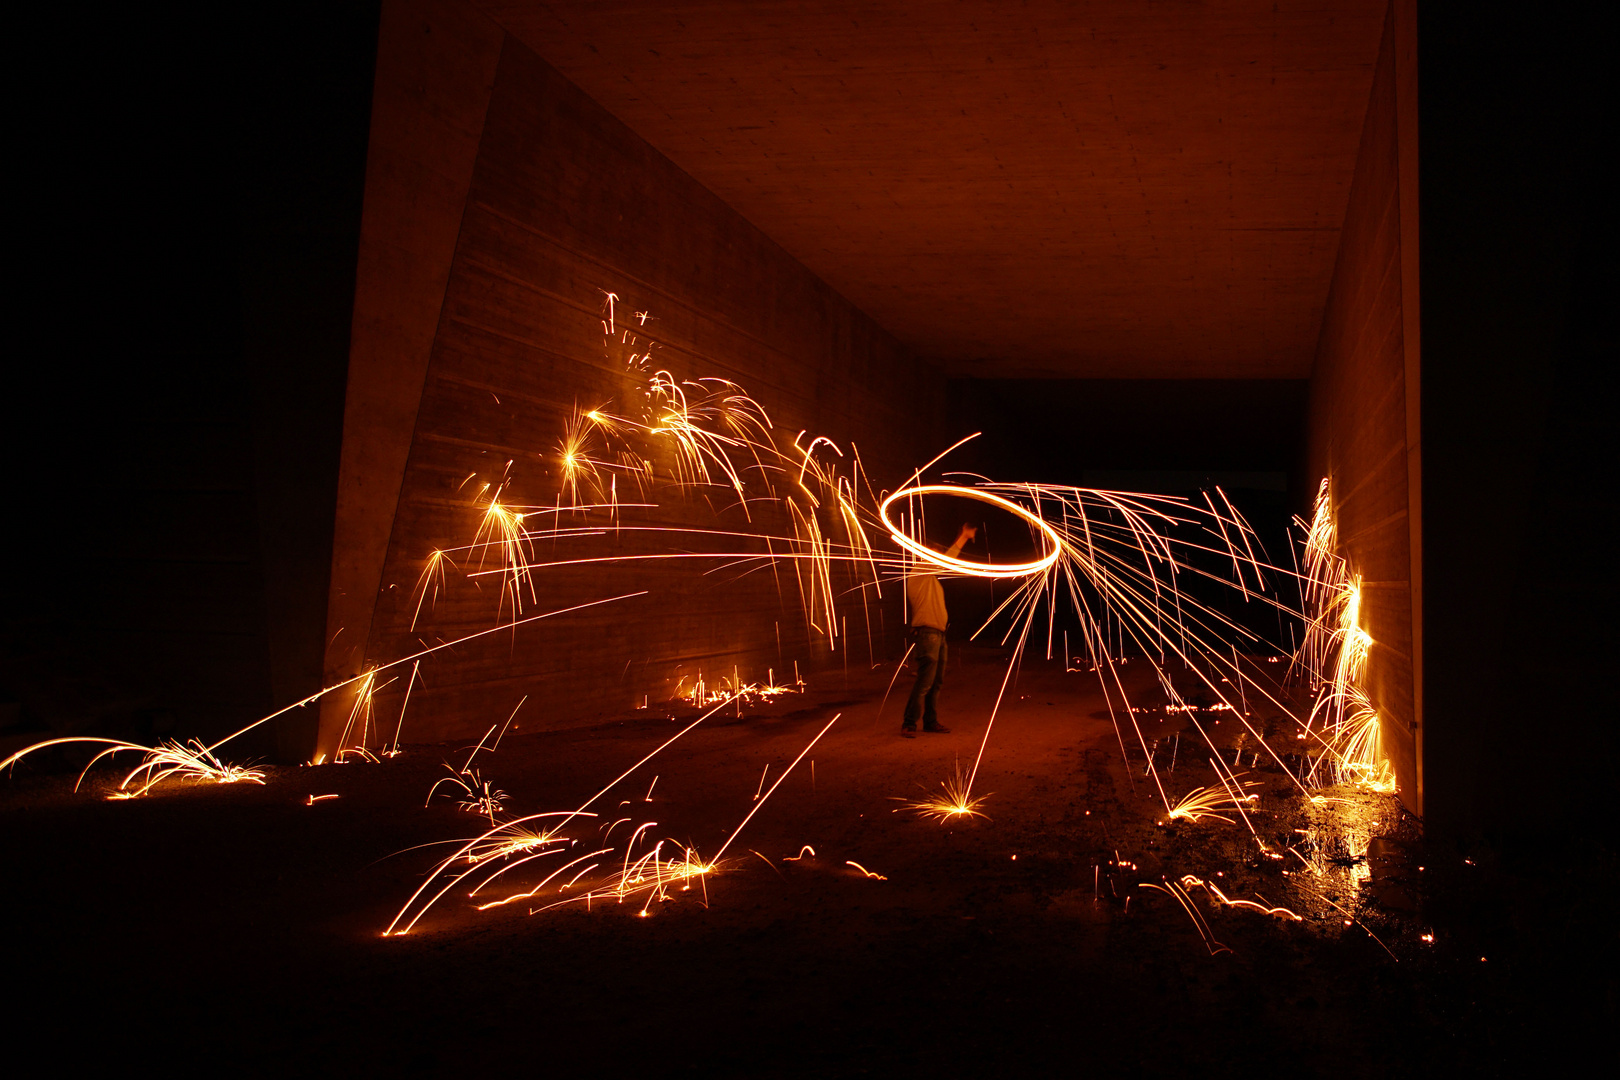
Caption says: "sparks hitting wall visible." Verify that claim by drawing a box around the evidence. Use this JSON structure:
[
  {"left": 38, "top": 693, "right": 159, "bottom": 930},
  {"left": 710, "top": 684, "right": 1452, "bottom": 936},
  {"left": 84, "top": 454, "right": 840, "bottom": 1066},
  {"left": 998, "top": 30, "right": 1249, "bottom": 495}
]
[
  {"left": 1304, "top": 0, "right": 1422, "bottom": 815},
  {"left": 317, "top": 0, "right": 940, "bottom": 758}
]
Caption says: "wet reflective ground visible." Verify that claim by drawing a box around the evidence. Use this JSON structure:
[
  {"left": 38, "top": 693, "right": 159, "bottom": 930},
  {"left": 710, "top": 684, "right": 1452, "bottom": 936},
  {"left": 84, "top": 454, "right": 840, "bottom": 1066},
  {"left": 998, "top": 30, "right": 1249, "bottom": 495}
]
[{"left": 0, "top": 645, "right": 1600, "bottom": 1073}]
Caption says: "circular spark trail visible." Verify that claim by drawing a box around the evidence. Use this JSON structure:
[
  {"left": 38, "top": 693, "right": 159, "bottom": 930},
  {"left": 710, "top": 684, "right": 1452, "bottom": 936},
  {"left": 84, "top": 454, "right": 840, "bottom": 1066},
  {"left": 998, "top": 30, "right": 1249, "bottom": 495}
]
[{"left": 878, "top": 485, "right": 1061, "bottom": 578}]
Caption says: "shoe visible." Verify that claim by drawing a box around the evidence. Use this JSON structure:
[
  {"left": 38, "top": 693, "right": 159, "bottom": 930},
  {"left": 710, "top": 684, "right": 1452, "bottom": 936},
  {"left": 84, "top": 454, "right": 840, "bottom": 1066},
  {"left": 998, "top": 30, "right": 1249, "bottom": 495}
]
[
  {"left": 922, "top": 723, "right": 951, "bottom": 734},
  {"left": 900, "top": 725, "right": 917, "bottom": 738}
]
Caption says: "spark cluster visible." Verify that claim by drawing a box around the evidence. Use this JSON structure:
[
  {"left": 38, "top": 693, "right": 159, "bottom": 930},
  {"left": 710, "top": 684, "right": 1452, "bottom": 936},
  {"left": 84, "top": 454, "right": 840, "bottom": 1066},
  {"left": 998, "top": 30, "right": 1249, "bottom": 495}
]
[{"left": 2, "top": 284, "right": 1405, "bottom": 959}]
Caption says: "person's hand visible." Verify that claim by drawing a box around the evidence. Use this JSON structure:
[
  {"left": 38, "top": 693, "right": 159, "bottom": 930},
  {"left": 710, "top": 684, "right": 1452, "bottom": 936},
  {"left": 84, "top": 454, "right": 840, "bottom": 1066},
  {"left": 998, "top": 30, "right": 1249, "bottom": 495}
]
[{"left": 957, "top": 523, "right": 978, "bottom": 545}]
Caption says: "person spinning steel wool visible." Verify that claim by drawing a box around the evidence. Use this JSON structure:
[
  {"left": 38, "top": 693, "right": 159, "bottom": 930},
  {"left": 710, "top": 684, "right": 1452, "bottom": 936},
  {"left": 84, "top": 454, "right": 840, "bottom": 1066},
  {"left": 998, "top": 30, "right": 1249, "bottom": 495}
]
[{"left": 901, "top": 523, "right": 977, "bottom": 737}]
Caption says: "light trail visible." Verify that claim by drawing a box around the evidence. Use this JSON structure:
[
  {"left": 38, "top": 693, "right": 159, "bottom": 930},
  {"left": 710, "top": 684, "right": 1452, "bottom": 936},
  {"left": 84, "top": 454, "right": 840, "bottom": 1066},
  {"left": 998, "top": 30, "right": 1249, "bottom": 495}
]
[
  {"left": 707, "top": 713, "right": 840, "bottom": 865},
  {"left": 430, "top": 440, "right": 1341, "bottom": 835},
  {"left": 1287, "top": 482, "right": 1397, "bottom": 793},
  {"left": 388, "top": 326, "right": 1405, "bottom": 949},
  {"left": 1164, "top": 778, "right": 1262, "bottom": 825},
  {"left": 409, "top": 550, "right": 452, "bottom": 631},
  {"left": 1140, "top": 880, "right": 1231, "bottom": 955},
  {"left": 875, "top": 641, "right": 917, "bottom": 721},
  {"left": 397, "top": 707, "right": 841, "bottom": 930},
  {"left": 428, "top": 432, "right": 1333, "bottom": 850},
  {"left": 335, "top": 670, "right": 393, "bottom": 760},
  {"left": 1291, "top": 880, "right": 1400, "bottom": 961},
  {"left": 1178, "top": 876, "right": 1303, "bottom": 922},
  {"left": 387, "top": 660, "right": 421, "bottom": 757},
  {"left": 1, "top": 592, "right": 649, "bottom": 789},
  {"left": 6, "top": 287, "right": 1406, "bottom": 956},
  {"left": 385, "top": 693, "right": 742, "bottom": 934},
  {"left": 879, "top": 484, "right": 1062, "bottom": 578}
]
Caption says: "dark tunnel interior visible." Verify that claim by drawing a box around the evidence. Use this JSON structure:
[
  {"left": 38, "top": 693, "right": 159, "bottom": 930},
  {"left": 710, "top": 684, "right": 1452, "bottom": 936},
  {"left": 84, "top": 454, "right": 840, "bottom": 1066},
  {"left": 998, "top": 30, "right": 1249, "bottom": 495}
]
[{"left": 2, "top": 1, "right": 1610, "bottom": 1071}]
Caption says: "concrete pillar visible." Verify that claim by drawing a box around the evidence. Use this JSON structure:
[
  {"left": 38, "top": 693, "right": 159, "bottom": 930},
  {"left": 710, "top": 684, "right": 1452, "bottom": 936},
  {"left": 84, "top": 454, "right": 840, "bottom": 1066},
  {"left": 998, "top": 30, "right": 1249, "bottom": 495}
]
[{"left": 316, "top": 0, "right": 503, "bottom": 762}]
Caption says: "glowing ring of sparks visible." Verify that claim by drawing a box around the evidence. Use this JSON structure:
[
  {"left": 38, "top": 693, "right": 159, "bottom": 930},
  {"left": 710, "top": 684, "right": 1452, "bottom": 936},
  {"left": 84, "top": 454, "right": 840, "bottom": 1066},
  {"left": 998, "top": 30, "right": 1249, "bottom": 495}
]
[{"left": 879, "top": 484, "right": 1061, "bottom": 579}]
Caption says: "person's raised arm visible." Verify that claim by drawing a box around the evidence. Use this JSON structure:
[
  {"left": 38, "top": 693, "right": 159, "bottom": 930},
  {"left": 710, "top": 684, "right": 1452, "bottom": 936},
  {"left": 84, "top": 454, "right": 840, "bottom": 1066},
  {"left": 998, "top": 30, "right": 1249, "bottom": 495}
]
[{"left": 944, "top": 523, "right": 978, "bottom": 560}]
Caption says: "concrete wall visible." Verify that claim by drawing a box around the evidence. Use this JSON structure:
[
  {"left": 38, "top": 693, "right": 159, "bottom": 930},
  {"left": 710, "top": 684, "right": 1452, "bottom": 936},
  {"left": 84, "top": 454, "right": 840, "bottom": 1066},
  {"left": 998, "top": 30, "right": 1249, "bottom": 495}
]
[
  {"left": 1304, "top": 0, "right": 1423, "bottom": 814},
  {"left": 318, "top": 0, "right": 939, "bottom": 757},
  {"left": 1307, "top": 0, "right": 1611, "bottom": 837}
]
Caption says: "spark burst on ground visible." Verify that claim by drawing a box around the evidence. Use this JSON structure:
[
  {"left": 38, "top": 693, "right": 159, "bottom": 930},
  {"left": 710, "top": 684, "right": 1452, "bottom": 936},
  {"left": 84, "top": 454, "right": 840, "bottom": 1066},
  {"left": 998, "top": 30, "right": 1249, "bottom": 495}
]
[{"left": 896, "top": 763, "right": 992, "bottom": 822}]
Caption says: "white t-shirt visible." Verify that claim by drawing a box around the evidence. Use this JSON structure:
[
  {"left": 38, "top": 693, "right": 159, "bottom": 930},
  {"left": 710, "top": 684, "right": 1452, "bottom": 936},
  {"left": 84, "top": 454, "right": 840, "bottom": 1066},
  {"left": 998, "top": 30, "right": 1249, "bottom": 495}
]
[{"left": 906, "top": 571, "right": 948, "bottom": 632}]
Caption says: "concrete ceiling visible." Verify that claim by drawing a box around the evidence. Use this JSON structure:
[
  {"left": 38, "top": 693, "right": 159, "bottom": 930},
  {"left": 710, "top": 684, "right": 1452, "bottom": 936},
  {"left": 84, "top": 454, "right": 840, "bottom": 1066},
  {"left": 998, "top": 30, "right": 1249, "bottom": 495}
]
[{"left": 477, "top": 1, "right": 1387, "bottom": 378}]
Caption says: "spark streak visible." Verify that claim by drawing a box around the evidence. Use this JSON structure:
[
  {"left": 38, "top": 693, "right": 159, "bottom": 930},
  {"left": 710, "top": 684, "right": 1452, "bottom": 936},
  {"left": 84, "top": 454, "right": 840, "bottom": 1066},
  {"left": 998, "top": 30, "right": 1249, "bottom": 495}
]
[{"left": 14, "top": 285, "right": 1411, "bottom": 961}]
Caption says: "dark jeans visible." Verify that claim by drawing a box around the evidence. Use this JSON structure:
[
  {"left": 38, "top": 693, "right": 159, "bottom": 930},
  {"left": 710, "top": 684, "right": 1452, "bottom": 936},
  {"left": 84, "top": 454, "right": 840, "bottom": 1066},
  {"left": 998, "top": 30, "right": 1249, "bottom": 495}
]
[{"left": 903, "top": 628, "right": 947, "bottom": 728}]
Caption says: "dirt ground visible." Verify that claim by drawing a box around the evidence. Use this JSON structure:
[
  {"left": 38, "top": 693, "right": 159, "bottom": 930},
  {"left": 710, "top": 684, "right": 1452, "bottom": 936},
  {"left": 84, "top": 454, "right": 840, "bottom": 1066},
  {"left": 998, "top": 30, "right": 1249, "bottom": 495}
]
[{"left": 1, "top": 645, "right": 1599, "bottom": 1075}]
